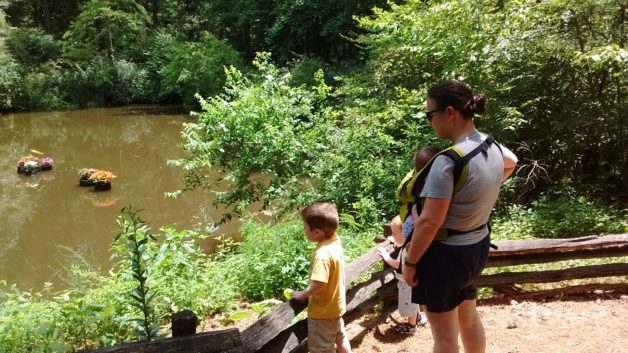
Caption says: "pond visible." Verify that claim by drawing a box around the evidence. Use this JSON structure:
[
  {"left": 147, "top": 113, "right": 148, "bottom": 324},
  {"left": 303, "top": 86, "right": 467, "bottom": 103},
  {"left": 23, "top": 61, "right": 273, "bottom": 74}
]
[{"left": 0, "top": 106, "right": 229, "bottom": 290}]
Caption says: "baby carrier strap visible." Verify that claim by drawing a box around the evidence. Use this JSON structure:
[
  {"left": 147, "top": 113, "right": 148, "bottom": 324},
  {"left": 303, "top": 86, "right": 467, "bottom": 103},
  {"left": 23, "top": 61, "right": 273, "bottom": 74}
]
[{"left": 433, "top": 135, "right": 502, "bottom": 242}]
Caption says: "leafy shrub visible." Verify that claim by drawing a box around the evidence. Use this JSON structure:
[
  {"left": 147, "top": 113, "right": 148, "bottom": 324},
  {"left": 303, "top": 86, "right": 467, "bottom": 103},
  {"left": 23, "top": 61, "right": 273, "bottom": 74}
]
[
  {"left": 160, "top": 32, "right": 242, "bottom": 106},
  {"left": 171, "top": 52, "right": 436, "bottom": 224},
  {"left": 0, "top": 49, "right": 20, "bottom": 109},
  {"left": 59, "top": 56, "right": 150, "bottom": 107},
  {"left": 148, "top": 226, "right": 237, "bottom": 315},
  {"left": 492, "top": 195, "right": 627, "bottom": 240},
  {"left": 0, "top": 210, "right": 239, "bottom": 352},
  {"left": 110, "top": 59, "right": 150, "bottom": 103},
  {"left": 289, "top": 56, "right": 329, "bottom": 87},
  {"left": 217, "top": 215, "right": 376, "bottom": 302},
  {"left": 18, "top": 64, "right": 74, "bottom": 111},
  {"left": 141, "top": 30, "right": 180, "bottom": 103},
  {"left": 0, "top": 273, "right": 130, "bottom": 353},
  {"left": 169, "top": 53, "right": 335, "bottom": 220},
  {"left": 61, "top": 0, "right": 151, "bottom": 63},
  {"left": 218, "top": 219, "right": 311, "bottom": 301},
  {"left": 59, "top": 59, "right": 108, "bottom": 107},
  {"left": 5, "top": 27, "right": 59, "bottom": 66},
  {"left": 0, "top": 12, "right": 20, "bottom": 110}
]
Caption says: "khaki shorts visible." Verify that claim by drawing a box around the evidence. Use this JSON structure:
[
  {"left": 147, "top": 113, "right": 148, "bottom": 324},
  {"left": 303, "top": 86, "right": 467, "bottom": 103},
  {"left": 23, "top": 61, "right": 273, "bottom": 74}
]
[{"left": 307, "top": 317, "right": 348, "bottom": 353}]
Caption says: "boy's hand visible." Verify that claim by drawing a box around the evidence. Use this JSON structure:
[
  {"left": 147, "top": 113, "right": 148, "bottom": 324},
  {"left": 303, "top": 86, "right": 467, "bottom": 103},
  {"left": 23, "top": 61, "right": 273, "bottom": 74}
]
[
  {"left": 291, "top": 290, "right": 307, "bottom": 301},
  {"left": 377, "top": 247, "right": 391, "bottom": 261}
]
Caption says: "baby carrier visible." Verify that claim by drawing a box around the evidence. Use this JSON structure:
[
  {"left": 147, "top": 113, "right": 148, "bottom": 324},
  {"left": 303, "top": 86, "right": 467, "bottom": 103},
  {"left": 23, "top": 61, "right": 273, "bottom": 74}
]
[{"left": 395, "top": 135, "right": 502, "bottom": 243}]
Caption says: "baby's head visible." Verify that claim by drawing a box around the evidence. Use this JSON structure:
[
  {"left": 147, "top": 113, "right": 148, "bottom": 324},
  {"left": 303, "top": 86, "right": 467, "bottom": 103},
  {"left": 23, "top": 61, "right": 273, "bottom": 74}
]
[
  {"left": 411, "top": 146, "right": 442, "bottom": 196},
  {"left": 414, "top": 146, "right": 442, "bottom": 171}
]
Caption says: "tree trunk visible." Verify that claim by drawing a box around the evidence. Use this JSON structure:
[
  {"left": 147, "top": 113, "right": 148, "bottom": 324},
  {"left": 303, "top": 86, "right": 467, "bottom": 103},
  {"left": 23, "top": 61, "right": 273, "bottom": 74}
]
[{"left": 151, "top": 0, "right": 159, "bottom": 26}]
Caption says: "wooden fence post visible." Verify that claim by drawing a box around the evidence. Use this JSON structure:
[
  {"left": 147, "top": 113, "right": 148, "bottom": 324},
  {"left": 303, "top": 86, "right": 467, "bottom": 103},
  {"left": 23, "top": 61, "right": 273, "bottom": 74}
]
[{"left": 172, "top": 309, "right": 198, "bottom": 336}]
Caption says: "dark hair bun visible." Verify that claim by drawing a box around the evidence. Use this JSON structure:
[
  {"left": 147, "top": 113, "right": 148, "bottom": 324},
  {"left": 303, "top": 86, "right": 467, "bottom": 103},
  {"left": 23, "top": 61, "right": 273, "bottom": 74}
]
[{"left": 464, "top": 95, "right": 487, "bottom": 115}]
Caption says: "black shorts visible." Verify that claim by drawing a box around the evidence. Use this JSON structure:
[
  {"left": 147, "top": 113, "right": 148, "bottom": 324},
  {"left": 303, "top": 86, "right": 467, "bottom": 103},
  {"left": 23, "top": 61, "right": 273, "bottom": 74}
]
[{"left": 411, "top": 235, "right": 490, "bottom": 313}]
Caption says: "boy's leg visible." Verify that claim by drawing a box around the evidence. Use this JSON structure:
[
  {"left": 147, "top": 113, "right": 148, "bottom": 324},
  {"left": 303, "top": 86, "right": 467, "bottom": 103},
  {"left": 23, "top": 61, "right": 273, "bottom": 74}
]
[
  {"left": 336, "top": 318, "right": 352, "bottom": 353},
  {"left": 337, "top": 336, "right": 352, "bottom": 353},
  {"left": 426, "top": 308, "right": 460, "bottom": 353},
  {"left": 307, "top": 319, "right": 336, "bottom": 353},
  {"left": 458, "top": 299, "right": 486, "bottom": 353}
]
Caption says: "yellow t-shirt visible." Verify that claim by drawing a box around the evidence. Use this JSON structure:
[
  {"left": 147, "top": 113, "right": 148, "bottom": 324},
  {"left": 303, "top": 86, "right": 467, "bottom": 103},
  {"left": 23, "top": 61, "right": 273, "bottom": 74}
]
[{"left": 308, "top": 234, "right": 346, "bottom": 319}]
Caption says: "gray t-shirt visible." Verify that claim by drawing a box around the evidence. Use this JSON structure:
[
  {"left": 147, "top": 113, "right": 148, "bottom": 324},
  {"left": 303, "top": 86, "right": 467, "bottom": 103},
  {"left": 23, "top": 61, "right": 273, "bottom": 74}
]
[{"left": 420, "top": 130, "right": 504, "bottom": 245}]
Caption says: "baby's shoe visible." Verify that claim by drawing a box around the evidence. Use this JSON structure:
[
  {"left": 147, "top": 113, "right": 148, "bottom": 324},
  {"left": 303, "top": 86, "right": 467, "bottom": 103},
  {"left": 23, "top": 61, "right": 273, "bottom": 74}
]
[{"left": 418, "top": 312, "right": 428, "bottom": 325}]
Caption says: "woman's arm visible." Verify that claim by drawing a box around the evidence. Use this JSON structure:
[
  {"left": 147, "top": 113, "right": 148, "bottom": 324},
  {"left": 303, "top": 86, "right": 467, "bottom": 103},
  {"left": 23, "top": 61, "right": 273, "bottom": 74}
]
[
  {"left": 501, "top": 144, "right": 518, "bottom": 181},
  {"left": 402, "top": 197, "right": 450, "bottom": 286}
]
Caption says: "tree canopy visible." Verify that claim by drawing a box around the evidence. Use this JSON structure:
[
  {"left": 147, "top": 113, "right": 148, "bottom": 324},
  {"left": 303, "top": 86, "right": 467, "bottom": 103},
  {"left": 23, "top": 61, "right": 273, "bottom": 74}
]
[{"left": 0, "top": 0, "right": 625, "bottom": 212}]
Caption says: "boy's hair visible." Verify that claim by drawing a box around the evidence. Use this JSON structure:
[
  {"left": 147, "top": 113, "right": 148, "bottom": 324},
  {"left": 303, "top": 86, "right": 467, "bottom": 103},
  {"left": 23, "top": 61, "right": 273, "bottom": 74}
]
[
  {"left": 300, "top": 202, "right": 339, "bottom": 238},
  {"left": 414, "top": 146, "right": 442, "bottom": 171}
]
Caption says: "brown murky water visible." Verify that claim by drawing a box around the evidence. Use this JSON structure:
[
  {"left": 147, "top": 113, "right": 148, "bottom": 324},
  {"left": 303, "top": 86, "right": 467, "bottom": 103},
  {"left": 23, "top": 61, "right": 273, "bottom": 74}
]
[{"left": 0, "top": 106, "right": 231, "bottom": 290}]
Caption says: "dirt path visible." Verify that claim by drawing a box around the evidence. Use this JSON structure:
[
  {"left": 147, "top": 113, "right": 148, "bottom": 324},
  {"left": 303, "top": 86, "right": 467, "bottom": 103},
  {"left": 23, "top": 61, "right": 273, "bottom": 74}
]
[{"left": 347, "top": 295, "right": 628, "bottom": 353}]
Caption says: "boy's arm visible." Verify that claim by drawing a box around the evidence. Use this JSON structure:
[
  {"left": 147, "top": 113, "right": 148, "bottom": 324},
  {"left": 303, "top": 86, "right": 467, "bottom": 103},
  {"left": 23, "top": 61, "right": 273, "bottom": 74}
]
[
  {"left": 291, "top": 280, "right": 325, "bottom": 301},
  {"left": 377, "top": 248, "right": 400, "bottom": 269}
]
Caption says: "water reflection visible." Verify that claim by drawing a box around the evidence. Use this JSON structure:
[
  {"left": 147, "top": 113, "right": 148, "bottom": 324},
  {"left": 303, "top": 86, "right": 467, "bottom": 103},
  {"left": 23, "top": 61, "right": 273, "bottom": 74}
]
[{"left": 0, "top": 106, "right": 227, "bottom": 290}]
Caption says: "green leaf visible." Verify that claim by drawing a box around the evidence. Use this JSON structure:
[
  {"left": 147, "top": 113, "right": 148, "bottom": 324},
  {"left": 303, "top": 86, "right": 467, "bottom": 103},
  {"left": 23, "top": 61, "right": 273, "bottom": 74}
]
[
  {"left": 251, "top": 303, "right": 263, "bottom": 314},
  {"left": 229, "top": 312, "right": 253, "bottom": 321}
]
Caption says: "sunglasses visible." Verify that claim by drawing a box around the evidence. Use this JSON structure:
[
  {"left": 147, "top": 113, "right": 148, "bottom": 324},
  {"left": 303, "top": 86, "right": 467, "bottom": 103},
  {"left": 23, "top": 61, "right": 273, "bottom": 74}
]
[{"left": 425, "top": 108, "right": 444, "bottom": 121}]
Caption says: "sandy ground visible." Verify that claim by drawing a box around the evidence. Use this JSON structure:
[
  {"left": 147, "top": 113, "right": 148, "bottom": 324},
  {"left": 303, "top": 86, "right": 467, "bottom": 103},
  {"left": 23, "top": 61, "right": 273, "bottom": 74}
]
[{"left": 347, "top": 294, "right": 628, "bottom": 353}]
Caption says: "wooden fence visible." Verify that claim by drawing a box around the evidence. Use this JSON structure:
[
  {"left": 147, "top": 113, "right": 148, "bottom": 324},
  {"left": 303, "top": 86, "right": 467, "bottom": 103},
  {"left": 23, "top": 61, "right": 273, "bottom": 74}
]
[{"left": 81, "top": 232, "right": 628, "bottom": 353}]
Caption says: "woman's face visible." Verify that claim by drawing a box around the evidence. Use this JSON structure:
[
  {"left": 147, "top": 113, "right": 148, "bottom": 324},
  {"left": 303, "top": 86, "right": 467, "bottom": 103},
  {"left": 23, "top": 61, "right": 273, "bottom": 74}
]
[{"left": 426, "top": 98, "right": 452, "bottom": 140}]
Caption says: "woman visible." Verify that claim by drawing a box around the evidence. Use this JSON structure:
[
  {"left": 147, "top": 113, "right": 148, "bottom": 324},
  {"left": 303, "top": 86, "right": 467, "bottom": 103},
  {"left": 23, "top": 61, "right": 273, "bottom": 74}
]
[{"left": 402, "top": 80, "right": 518, "bottom": 353}]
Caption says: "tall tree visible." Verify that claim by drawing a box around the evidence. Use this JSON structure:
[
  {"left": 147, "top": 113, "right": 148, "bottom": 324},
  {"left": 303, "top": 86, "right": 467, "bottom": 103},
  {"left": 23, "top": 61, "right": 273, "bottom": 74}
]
[{"left": 62, "top": 0, "right": 151, "bottom": 62}]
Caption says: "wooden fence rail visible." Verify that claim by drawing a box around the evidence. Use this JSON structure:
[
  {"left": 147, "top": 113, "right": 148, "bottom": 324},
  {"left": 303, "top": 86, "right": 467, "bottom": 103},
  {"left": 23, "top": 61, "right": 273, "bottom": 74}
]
[{"left": 80, "top": 233, "right": 628, "bottom": 353}]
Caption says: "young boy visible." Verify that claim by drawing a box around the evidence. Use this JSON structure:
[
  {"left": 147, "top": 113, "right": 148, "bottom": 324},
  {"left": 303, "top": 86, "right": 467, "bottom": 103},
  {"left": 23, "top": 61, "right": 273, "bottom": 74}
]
[
  {"left": 378, "top": 146, "right": 441, "bottom": 334},
  {"left": 291, "top": 202, "right": 352, "bottom": 353}
]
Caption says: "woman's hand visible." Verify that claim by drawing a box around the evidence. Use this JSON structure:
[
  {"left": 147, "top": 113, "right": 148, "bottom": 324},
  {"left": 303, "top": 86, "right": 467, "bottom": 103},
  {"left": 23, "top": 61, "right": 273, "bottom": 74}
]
[{"left": 403, "top": 264, "right": 419, "bottom": 287}]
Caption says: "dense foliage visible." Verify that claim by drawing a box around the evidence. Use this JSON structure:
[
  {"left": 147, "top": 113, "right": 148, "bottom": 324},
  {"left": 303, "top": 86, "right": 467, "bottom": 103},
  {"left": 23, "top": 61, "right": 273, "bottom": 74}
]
[
  {"left": 0, "top": 209, "right": 377, "bottom": 352},
  {"left": 0, "top": 7, "right": 20, "bottom": 109},
  {"left": 1, "top": 1, "right": 626, "bottom": 351},
  {"left": 354, "top": 0, "right": 626, "bottom": 200},
  {"left": 0, "top": 0, "right": 386, "bottom": 110},
  {"left": 0, "top": 202, "right": 624, "bottom": 351},
  {"left": 170, "top": 0, "right": 626, "bottom": 220},
  {"left": 158, "top": 32, "right": 242, "bottom": 106}
]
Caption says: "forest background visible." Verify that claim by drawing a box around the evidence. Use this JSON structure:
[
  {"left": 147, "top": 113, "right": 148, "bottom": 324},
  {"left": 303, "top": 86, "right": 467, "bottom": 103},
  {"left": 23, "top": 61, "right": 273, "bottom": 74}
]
[{"left": 0, "top": 0, "right": 626, "bottom": 352}]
